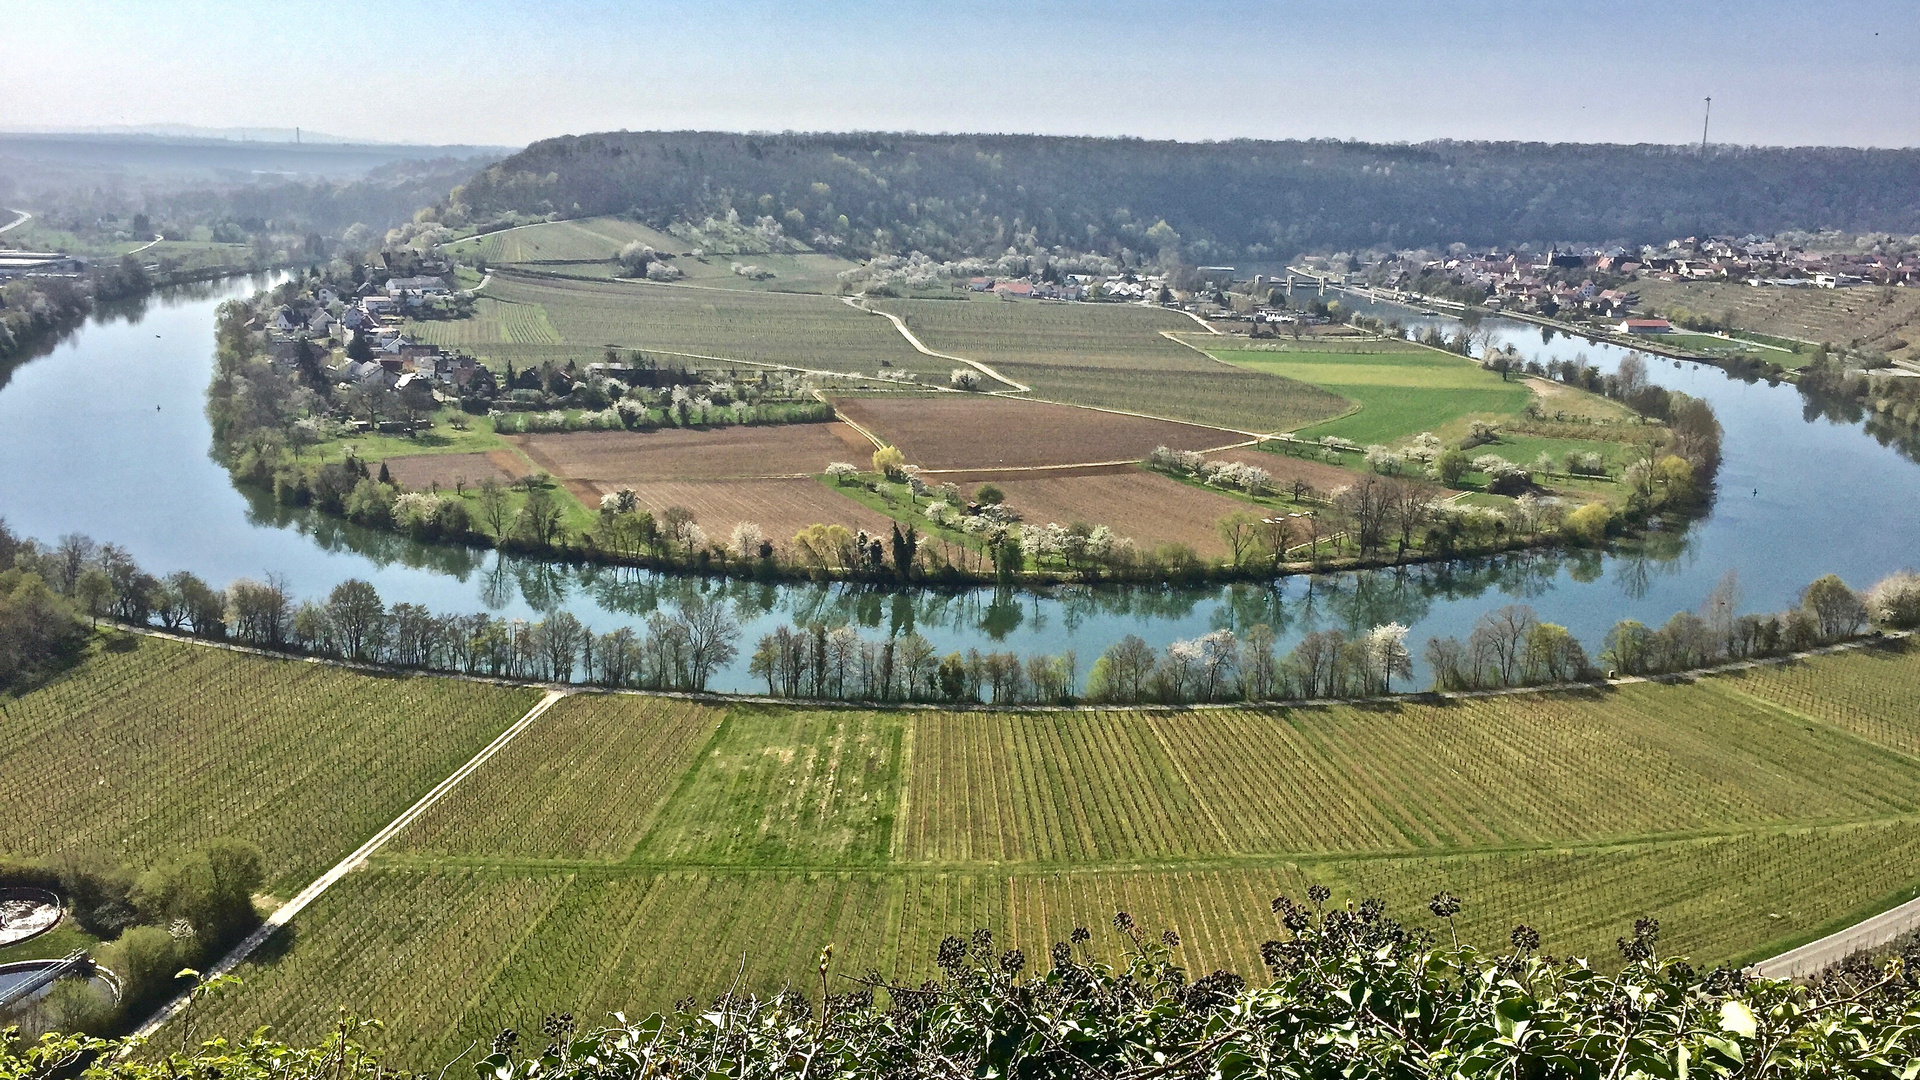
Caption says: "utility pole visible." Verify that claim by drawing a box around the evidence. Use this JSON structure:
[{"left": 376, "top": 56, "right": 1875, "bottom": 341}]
[{"left": 1700, "top": 97, "right": 1711, "bottom": 153}]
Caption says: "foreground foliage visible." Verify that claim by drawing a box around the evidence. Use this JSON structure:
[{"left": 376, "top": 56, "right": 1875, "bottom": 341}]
[{"left": 19, "top": 896, "right": 1920, "bottom": 1078}]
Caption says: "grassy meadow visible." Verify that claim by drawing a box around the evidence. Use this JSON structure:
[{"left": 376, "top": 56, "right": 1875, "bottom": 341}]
[
  {"left": 152, "top": 638, "right": 1920, "bottom": 1065},
  {"left": 1203, "top": 339, "right": 1536, "bottom": 444}
]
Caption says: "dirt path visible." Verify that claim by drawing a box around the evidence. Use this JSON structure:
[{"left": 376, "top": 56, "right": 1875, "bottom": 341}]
[
  {"left": 0, "top": 209, "right": 29, "bottom": 235},
  {"left": 844, "top": 296, "right": 1031, "bottom": 391},
  {"left": 128, "top": 688, "right": 572, "bottom": 1043},
  {"left": 125, "top": 235, "right": 163, "bottom": 256}
]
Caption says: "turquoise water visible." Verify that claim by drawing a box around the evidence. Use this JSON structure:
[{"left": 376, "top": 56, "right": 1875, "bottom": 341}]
[{"left": 0, "top": 279, "right": 1914, "bottom": 691}]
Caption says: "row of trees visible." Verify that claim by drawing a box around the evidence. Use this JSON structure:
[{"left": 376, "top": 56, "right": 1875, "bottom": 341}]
[
  {"left": 11, "top": 519, "right": 1914, "bottom": 704},
  {"left": 1425, "top": 570, "right": 1920, "bottom": 692},
  {"left": 746, "top": 622, "right": 1075, "bottom": 704}
]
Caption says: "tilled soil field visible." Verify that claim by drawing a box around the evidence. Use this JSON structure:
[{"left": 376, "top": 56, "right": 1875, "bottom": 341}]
[
  {"left": 1201, "top": 445, "right": 1363, "bottom": 497},
  {"left": 511, "top": 423, "right": 876, "bottom": 487},
  {"left": 605, "top": 478, "right": 899, "bottom": 546},
  {"left": 381, "top": 451, "right": 523, "bottom": 491},
  {"left": 832, "top": 396, "right": 1246, "bottom": 470},
  {"left": 988, "top": 468, "right": 1253, "bottom": 556}
]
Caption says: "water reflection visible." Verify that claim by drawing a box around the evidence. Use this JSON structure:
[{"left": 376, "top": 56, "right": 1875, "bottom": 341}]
[{"left": 0, "top": 277, "right": 1915, "bottom": 692}]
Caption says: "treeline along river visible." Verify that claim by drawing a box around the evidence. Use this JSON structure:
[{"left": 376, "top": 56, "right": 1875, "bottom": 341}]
[{"left": 0, "top": 275, "right": 1916, "bottom": 692}]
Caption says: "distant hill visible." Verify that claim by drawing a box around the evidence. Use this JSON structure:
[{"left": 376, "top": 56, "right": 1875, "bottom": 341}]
[
  {"left": 0, "top": 133, "right": 512, "bottom": 241},
  {"left": 448, "top": 131, "right": 1920, "bottom": 261}
]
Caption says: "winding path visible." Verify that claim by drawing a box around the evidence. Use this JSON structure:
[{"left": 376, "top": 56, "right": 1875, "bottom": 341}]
[
  {"left": 0, "top": 209, "right": 29, "bottom": 235},
  {"left": 843, "top": 295, "right": 1030, "bottom": 391},
  {"left": 128, "top": 687, "right": 571, "bottom": 1044}
]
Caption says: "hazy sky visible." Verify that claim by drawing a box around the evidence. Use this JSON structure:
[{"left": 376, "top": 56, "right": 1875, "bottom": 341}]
[{"left": 7, "top": 1, "right": 1916, "bottom": 149}]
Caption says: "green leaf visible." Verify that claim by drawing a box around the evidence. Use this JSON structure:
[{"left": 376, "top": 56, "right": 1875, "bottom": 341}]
[{"left": 1718, "top": 1000, "right": 1757, "bottom": 1039}]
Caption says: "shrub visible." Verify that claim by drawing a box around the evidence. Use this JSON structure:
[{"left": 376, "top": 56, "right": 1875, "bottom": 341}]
[
  {"left": 1564, "top": 501, "right": 1612, "bottom": 545},
  {"left": 30, "top": 895, "right": 1920, "bottom": 1078},
  {"left": 1866, "top": 570, "right": 1920, "bottom": 629},
  {"left": 871, "top": 446, "right": 909, "bottom": 482}
]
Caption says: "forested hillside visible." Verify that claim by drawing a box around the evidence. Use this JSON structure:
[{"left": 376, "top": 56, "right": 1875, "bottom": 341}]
[{"left": 447, "top": 132, "right": 1920, "bottom": 261}]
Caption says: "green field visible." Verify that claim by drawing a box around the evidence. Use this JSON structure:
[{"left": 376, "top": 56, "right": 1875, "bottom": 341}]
[
  {"left": 153, "top": 638, "right": 1920, "bottom": 1065},
  {"left": 0, "top": 635, "right": 539, "bottom": 891},
  {"left": 867, "top": 297, "right": 1349, "bottom": 432},
  {"left": 1204, "top": 339, "right": 1537, "bottom": 444}
]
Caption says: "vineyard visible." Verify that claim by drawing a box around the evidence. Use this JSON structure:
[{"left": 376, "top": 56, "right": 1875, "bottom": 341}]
[
  {"left": 0, "top": 636, "right": 539, "bottom": 890},
  {"left": 404, "top": 296, "right": 562, "bottom": 347},
  {"left": 36, "top": 635, "right": 1920, "bottom": 1067},
  {"left": 481, "top": 275, "right": 945, "bottom": 379},
  {"left": 868, "top": 297, "right": 1350, "bottom": 432}
]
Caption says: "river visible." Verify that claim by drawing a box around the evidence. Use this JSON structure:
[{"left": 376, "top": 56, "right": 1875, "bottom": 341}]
[{"left": 0, "top": 277, "right": 1915, "bottom": 691}]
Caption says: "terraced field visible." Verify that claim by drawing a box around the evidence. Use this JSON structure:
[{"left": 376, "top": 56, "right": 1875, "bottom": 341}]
[
  {"left": 33, "top": 635, "right": 1920, "bottom": 1067},
  {"left": 1634, "top": 277, "right": 1920, "bottom": 362}
]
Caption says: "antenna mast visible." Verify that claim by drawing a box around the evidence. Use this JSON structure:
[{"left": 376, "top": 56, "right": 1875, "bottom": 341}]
[{"left": 1700, "top": 98, "right": 1710, "bottom": 153}]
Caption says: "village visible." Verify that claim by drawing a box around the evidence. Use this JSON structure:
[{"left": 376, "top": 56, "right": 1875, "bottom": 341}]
[
  {"left": 1299, "top": 232, "right": 1920, "bottom": 322},
  {"left": 256, "top": 254, "right": 491, "bottom": 425}
]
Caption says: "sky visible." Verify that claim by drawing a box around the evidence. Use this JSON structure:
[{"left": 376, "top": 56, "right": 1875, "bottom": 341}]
[{"left": 5, "top": 0, "right": 1917, "bottom": 150}]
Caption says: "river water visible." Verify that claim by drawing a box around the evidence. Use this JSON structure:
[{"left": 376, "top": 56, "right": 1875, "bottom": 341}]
[{"left": 0, "top": 277, "right": 1914, "bottom": 691}]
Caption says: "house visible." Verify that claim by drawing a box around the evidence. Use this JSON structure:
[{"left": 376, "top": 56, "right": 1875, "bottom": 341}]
[
  {"left": 430, "top": 354, "right": 481, "bottom": 387},
  {"left": 335, "top": 359, "right": 396, "bottom": 388},
  {"left": 315, "top": 286, "right": 341, "bottom": 305},
  {"left": 994, "top": 281, "right": 1033, "bottom": 298},
  {"left": 361, "top": 294, "right": 397, "bottom": 315},
  {"left": 968, "top": 277, "right": 994, "bottom": 292},
  {"left": 1618, "top": 318, "right": 1673, "bottom": 335},
  {"left": 307, "top": 310, "right": 336, "bottom": 335},
  {"left": 384, "top": 275, "right": 450, "bottom": 301}
]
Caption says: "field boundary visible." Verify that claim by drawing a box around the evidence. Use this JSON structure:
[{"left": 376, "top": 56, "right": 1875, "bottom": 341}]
[{"left": 127, "top": 687, "right": 572, "bottom": 1043}]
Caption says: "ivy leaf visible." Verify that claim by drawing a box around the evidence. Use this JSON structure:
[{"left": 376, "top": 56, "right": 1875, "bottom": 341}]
[{"left": 1719, "top": 1000, "right": 1758, "bottom": 1039}]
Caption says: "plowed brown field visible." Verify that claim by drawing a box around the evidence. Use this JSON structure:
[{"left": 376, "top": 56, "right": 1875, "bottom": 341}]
[
  {"left": 831, "top": 396, "right": 1245, "bottom": 470},
  {"left": 511, "top": 423, "right": 876, "bottom": 487},
  {"left": 381, "top": 452, "right": 521, "bottom": 491},
  {"left": 613, "top": 478, "right": 898, "bottom": 545},
  {"left": 1202, "top": 445, "right": 1361, "bottom": 496},
  {"left": 989, "top": 468, "right": 1252, "bottom": 556}
]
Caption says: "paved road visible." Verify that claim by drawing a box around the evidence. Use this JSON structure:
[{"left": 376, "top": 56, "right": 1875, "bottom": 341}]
[
  {"left": 127, "top": 688, "right": 571, "bottom": 1044},
  {"left": 0, "top": 209, "right": 30, "bottom": 234},
  {"left": 1750, "top": 888, "right": 1920, "bottom": 980}
]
